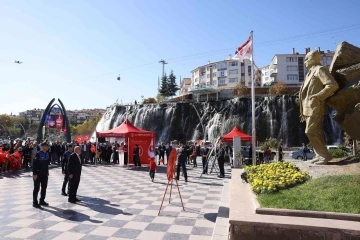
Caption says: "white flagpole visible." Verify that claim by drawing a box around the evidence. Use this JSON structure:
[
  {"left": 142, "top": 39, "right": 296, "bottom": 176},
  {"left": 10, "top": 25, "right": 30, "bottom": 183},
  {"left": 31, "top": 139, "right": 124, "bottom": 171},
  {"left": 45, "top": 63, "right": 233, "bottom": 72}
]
[{"left": 250, "top": 31, "right": 256, "bottom": 166}]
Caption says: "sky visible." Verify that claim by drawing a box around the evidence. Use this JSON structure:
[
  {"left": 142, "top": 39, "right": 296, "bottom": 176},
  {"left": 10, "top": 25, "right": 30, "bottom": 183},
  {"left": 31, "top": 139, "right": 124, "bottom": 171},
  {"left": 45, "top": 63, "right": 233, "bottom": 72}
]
[{"left": 1, "top": 0, "right": 359, "bottom": 114}]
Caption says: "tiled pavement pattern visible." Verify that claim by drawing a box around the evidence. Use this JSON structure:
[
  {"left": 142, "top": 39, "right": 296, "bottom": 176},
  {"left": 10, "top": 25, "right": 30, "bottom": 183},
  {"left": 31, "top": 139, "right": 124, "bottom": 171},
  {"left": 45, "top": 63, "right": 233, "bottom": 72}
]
[{"left": 0, "top": 159, "right": 229, "bottom": 240}]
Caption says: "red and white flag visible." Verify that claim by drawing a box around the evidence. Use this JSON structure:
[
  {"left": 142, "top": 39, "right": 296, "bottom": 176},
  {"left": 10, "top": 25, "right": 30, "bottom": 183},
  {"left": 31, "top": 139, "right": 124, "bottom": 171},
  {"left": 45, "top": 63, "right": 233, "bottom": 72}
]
[
  {"left": 148, "top": 138, "right": 155, "bottom": 159},
  {"left": 233, "top": 36, "right": 253, "bottom": 61}
]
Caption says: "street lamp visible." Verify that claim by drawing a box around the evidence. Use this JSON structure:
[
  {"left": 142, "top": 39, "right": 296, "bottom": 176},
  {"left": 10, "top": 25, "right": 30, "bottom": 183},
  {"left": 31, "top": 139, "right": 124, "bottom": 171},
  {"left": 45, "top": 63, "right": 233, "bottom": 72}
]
[
  {"left": 15, "top": 123, "right": 26, "bottom": 137},
  {"left": 190, "top": 103, "right": 206, "bottom": 142}
]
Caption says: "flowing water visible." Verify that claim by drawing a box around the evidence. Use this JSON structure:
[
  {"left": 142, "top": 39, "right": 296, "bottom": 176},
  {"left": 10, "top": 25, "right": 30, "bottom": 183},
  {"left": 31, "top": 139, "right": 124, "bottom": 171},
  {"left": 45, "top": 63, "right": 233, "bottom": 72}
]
[{"left": 93, "top": 96, "right": 342, "bottom": 147}]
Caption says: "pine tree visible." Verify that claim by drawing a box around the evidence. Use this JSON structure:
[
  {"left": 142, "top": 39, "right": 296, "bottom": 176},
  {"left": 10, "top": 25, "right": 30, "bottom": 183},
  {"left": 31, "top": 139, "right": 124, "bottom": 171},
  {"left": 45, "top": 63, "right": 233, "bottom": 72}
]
[
  {"left": 159, "top": 73, "right": 169, "bottom": 97},
  {"left": 167, "top": 70, "right": 180, "bottom": 97}
]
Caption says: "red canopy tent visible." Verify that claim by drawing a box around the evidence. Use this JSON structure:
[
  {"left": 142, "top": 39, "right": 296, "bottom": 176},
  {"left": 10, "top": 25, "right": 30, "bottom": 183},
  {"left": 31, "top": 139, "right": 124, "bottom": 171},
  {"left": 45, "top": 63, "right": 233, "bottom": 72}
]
[
  {"left": 221, "top": 126, "right": 256, "bottom": 142},
  {"left": 96, "top": 119, "right": 156, "bottom": 165}
]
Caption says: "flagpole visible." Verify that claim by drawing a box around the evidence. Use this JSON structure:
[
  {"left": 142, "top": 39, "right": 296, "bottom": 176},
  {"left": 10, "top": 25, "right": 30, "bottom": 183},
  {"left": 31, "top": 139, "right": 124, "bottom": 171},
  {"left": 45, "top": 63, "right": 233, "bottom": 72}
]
[{"left": 250, "top": 30, "right": 256, "bottom": 166}]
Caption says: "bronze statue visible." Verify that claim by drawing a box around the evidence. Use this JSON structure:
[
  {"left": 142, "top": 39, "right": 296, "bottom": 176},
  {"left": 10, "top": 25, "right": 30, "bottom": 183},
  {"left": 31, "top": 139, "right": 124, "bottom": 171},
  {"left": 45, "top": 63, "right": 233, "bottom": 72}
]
[
  {"left": 300, "top": 50, "right": 339, "bottom": 165},
  {"left": 327, "top": 42, "right": 360, "bottom": 141},
  {"left": 300, "top": 42, "right": 360, "bottom": 164}
]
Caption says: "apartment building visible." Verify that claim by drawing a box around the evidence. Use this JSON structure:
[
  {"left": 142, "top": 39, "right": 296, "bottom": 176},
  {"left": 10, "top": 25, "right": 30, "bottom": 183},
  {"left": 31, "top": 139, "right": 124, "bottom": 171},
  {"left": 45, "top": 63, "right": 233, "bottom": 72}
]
[
  {"left": 179, "top": 78, "right": 191, "bottom": 95},
  {"left": 261, "top": 47, "right": 334, "bottom": 86},
  {"left": 19, "top": 108, "right": 105, "bottom": 126},
  {"left": 190, "top": 57, "right": 252, "bottom": 88},
  {"left": 19, "top": 109, "right": 44, "bottom": 124}
]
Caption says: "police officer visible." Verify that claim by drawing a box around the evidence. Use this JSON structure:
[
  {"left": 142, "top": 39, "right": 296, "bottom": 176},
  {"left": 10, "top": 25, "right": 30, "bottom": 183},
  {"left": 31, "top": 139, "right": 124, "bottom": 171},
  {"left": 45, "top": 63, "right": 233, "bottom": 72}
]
[
  {"left": 61, "top": 144, "right": 74, "bottom": 196},
  {"left": 32, "top": 142, "right": 50, "bottom": 208},
  {"left": 176, "top": 141, "right": 188, "bottom": 182}
]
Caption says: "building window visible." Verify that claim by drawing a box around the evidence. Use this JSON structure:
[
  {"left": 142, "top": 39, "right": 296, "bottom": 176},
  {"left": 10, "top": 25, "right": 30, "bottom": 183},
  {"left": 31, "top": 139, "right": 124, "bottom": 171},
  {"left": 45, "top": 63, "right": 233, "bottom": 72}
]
[
  {"left": 220, "top": 71, "right": 225, "bottom": 77},
  {"left": 230, "top": 61, "right": 238, "bottom": 66},
  {"left": 265, "top": 71, "right": 269, "bottom": 76},
  {"left": 229, "top": 69, "right": 238, "bottom": 75},
  {"left": 212, "top": 73, "right": 216, "bottom": 77},
  {"left": 207, "top": 74, "right": 210, "bottom": 78},
  {"left": 287, "top": 74, "right": 298, "bottom": 81},
  {"left": 229, "top": 78, "right": 238, "bottom": 83},
  {"left": 218, "top": 78, "right": 226, "bottom": 85},
  {"left": 241, "top": 62, "right": 244, "bottom": 66},
  {"left": 287, "top": 66, "right": 298, "bottom": 71},
  {"left": 286, "top": 57, "right": 298, "bottom": 62},
  {"left": 241, "top": 76, "right": 245, "bottom": 81},
  {"left": 248, "top": 66, "right": 251, "bottom": 76}
]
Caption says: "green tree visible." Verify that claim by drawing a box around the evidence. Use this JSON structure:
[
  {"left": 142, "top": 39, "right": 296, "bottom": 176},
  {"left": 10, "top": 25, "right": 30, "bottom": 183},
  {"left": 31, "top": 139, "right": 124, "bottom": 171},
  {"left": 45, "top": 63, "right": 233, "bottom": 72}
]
[
  {"left": 167, "top": 70, "right": 179, "bottom": 97},
  {"left": 159, "top": 74, "right": 169, "bottom": 97},
  {"left": 260, "top": 137, "right": 279, "bottom": 150}
]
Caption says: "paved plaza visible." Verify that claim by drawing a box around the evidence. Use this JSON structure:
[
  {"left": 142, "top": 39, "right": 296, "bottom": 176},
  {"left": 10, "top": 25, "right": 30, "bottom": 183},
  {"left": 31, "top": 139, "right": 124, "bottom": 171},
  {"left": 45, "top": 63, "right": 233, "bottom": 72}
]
[{"left": 0, "top": 160, "right": 230, "bottom": 240}]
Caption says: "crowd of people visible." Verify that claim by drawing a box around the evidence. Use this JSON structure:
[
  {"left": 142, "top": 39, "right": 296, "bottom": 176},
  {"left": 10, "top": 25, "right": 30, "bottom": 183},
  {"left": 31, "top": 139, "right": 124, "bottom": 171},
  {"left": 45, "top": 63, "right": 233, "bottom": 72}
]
[{"left": 1, "top": 137, "right": 234, "bottom": 208}]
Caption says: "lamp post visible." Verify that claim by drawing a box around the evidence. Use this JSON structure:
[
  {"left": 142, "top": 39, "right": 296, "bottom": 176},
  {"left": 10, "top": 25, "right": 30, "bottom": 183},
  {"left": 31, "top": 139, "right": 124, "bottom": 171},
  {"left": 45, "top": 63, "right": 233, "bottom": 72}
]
[
  {"left": 190, "top": 103, "right": 206, "bottom": 142},
  {"left": 15, "top": 123, "right": 26, "bottom": 138}
]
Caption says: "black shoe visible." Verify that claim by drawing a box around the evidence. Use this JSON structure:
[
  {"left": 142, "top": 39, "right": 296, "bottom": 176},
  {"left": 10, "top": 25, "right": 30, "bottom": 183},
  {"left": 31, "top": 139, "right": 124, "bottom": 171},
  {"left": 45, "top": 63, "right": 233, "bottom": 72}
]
[
  {"left": 61, "top": 192, "right": 68, "bottom": 196},
  {"left": 68, "top": 199, "right": 76, "bottom": 204},
  {"left": 185, "top": 179, "right": 188, "bottom": 182},
  {"left": 75, "top": 198, "right": 82, "bottom": 202},
  {"left": 39, "top": 201, "right": 49, "bottom": 206},
  {"left": 33, "top": 202, "right": 41, "bottom": 208}
]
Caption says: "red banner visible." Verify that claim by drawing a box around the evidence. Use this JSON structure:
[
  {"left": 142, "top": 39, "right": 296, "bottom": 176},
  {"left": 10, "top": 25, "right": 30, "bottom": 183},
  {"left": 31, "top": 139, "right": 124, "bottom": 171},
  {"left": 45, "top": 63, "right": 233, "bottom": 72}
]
[
  {"left": 166, "top": 149, "right": 177, "bottom": 181},
  {"left": 55, "top": 115, "right": 63, "bottom": 129},
  {"left": 128, "top": 134, "right": 155, "bottom": 164}
]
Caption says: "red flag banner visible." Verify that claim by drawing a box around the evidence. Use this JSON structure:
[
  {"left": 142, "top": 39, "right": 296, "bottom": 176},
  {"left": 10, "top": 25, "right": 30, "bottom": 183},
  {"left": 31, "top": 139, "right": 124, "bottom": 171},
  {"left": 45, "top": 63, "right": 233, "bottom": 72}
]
[
  {"left": 166, "top": 148, "right": 177, "bottom": 181},
  {"left": 233, "top": 36, "right": 253, "bottom": 61}
]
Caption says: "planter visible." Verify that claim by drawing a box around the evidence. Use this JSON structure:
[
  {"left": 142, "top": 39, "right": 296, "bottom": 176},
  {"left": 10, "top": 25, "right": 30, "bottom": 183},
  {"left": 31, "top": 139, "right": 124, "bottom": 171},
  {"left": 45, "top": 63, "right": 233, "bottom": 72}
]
[{"left": 229, "top": 169, "right": 360, "bottom": 240}]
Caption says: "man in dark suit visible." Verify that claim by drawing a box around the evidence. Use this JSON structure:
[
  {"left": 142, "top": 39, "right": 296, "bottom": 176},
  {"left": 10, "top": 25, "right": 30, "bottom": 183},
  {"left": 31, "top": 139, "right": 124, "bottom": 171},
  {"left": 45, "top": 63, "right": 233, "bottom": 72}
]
[
  {"left": 61, "top": 144, "right": 73, "bottom": 196},
  {"left": 68, "top": 146, "right": 83, "bottom": 203},
  {"left": 176, "top": 141, "right": 188, "bottom": 182}
]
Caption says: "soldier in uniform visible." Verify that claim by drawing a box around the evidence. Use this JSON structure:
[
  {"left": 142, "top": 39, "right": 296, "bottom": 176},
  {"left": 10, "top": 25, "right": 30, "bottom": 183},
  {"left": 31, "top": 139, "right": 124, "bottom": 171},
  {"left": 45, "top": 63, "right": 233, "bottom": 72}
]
[
  {"left": 61, "top": 144, "right": 74, "bottom": 196},
  {"left": 32, "top": 142, "right": 50, "bottom": 208}
]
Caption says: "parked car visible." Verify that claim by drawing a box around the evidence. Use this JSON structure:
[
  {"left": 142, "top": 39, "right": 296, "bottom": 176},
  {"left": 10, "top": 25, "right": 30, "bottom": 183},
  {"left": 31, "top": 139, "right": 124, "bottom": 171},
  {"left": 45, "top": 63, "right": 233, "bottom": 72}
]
[{"left": 289, "top": 148, "right": 315, "bottom": 160}]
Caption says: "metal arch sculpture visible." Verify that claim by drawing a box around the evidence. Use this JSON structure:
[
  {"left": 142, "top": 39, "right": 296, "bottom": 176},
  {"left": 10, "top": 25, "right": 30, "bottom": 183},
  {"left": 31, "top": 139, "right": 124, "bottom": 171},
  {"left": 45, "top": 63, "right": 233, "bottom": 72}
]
[
  {"left": 37, "top": 98, "right": 56, "bottom": 143},
  {"left": 58, "top": 98, "right": 71, "bottom": 142}
]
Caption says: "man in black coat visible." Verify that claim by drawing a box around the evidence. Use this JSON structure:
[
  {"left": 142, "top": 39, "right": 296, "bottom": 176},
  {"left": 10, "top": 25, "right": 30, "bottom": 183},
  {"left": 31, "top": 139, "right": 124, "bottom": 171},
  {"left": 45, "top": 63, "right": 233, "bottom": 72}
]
[
  {"left": 133, "top": 144, "right": 141, "bottom": 167},
  {"left": 201, "top": 144, "right": 210, "bottom": 174},
  {"left": 217, "top": 144, "right": 225, "bottom": 178},
  {"left": 158, "top": 142, "right": 166, "bottom": 165},
  {"left": 61, "top": 144, "right": 74, "bottom": 196},
  {"left": 68, "top": 146, "right": 83, "bottom": 203},
  {"left": 176, "top": 141, "right": 188, "bottom": 182},
  {"left": 32, "top": 142, "right": 50, "bottom": 208}
]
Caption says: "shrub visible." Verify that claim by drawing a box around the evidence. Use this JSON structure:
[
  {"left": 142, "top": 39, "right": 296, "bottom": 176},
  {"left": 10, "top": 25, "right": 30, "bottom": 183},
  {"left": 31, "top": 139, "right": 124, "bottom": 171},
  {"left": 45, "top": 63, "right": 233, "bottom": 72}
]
[
  {"left": 269, "top": 82, "right": 288, "bottom": 95},
  {"left": 143, "top": 97, "right": 157, "bottom": 104},
  {"left": 329, "top": 148, "right": 348, "bottom": 158},
  {"left": 260, "top": 137, "right": 279, "bottom": 151},
  {"left": 234, "top": 82, "right": 249, "bottom": 96},
  {"left": 245, "top": 162, "right": 310, "bottom": 194}
]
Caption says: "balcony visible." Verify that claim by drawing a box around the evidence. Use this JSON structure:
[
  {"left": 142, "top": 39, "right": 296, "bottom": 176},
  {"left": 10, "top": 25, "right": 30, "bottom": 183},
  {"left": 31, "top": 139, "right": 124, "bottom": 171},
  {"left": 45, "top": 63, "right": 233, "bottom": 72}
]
[
  {"left": 269, "top": 56, "right": 277, "bottom": 70},
  {"left": 270, "top": 69, "right": 277, "bottom": 78}
]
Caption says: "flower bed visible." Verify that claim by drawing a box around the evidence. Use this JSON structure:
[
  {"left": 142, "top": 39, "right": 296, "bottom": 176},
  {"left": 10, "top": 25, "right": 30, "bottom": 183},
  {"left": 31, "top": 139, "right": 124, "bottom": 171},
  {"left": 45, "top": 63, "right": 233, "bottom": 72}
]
[{"left": 245, "top": 162, "right": 310, "bottom": 194}]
